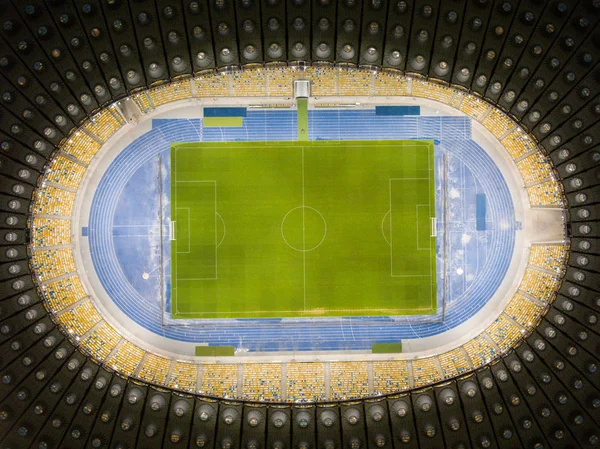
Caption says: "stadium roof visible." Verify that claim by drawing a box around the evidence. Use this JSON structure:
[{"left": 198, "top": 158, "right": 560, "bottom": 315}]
[{"left": 0, "top": 0, "right": 598, "bottom": 448}]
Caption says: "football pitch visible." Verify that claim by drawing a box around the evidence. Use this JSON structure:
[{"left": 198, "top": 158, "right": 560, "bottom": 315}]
[{"left": 170, "top": 140, "right": 436, "bottom": 319}]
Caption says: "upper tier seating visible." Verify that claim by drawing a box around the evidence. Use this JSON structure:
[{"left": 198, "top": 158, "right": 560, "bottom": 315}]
[
  {"left": 526, "top": 180, "right": 564, "bottom": 207},
  {"left": 42, "top": 275, "right": 87, "bottom": 312},
  {"left": 137, "top": 353, "right": 171, "bottom": 385},
  {"left": 30, "top": 248, "right": 76, "bottom": 282},
  {"left": 287, "top": 362, "right": 326, "bottom": 402},
  {"left": 519, "top": 268, "right": 561, "bottom": 303},
  {"left": 330, "top": 362, "right": 369, "bottom": 400},
  {"left": 243, "top": 363, "right": 282, "bottom": 401},
  {"left": 60, "top": 131, "right": 102, "bottom": 164},
  {"left": 372, "top": 360, "right": 410, "bottom": 394},
  {"left": 31, "top": 185, "right": 76, "bottom": 217},
  {"left": 200, "top": 364, "right": 238, "bottom": 398},
  {"left": 529, "top": 245, "right": 568, "bottom": 274},
  {"left": 79, "top": 322, "right": 121, "bottom": 360},
  {"left": 83, "top": 108, "right": 125, "bottom": 142},
  {"left": 31, "top": 218, "right": 71, "bottom": 248},
  {"left": 46, "top": 155, "right": 86, "bottom": 189},
  {"left": 438, "top": 348, "right": 471, "bottom": 378},
  {"left": 168, "top": 361, "right": 198, "bottom": 393},
  {"left": 412, "top": 357, "right": 442, "bottom": 388},
  {"left": 106, "top": 340, "right": 145, "bottom": 376}
]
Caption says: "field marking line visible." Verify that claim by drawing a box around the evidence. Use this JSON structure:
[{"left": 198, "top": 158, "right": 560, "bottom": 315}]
[
  {"left": 174, "top": 147, "right": 178, "bottom": 314},
  {"left": 215, "top": 180, "right": 218, "bottom": 281},
  {"left": 174, "top": 208, "right": 190, "bottom": 253},
  {"left": 171, "top": 146, "right": 179, "bottom": 316},
  {"left": 381, "top": 210, "right": 391, "bottom": 246},
  {"left": 113, "top": 234, "right": 166, "bottom": 238},
  {"left": 173, "top": 306, "right": 437, "bottom": 315},
  {"left": 389, "top": 179, "right": 393, "bottom": 277},
  {"left": 280, "top": 206, "right": 327, "bottom": 252},
  {"left": 216, "top": 213, "right": 226, "bottom": 247},
  {"left": 172, "top": 141, "right": 436, "bottom": 317},
  {"left": 179, "top": 278, "right": 218, "bottom": 281},
  {"left": 428, "top": 143, "right": 434, "bottom": 310},
  {"left": 415, "top": 205, "right": 431, "bottom": 251},
  {"left": 390, "top": 274, "right": 432, "bottom": 277},
  {"left": 302, "top": 146, "right": 306, "bottom": 312},
  {"left": 148, "top": 258, "right": 169, "bottom": 276},
  {"left": 112, "top": 224, "right": 165, "bottom": 228}
]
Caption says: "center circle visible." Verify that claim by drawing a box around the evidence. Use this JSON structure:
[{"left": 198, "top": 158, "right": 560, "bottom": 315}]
[{"left": 280, "top": 206, "right": 327, "bottom": 252}]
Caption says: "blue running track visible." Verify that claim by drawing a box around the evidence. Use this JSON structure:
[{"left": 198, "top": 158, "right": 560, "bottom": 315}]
[{"left": 88, "top": 110, "right": 516, "bottom": 352}]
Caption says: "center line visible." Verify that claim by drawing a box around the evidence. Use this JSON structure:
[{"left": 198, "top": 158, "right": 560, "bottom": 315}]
[{"left": 302, "top": 146, "right": 306, "bottom": 311}]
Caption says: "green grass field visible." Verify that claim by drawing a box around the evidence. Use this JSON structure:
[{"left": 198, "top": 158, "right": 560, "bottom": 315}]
[{"left": 170, "top": 140, "right": 436, "bottom": 319}]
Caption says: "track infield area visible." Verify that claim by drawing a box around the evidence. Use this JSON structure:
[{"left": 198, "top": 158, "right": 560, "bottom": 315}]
[{"left": 170, "top": 140, "right": 436, "bottom": 319}]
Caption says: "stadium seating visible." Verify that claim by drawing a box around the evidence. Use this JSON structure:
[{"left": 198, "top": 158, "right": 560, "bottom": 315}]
[
  {"left": 308, "top": 67, "right": 338, "bottom": 96},
  {"left": 83, "top": 108, "right": 125, "bottom": 142},
  {"left": 463, "top": 335, "right": 496, "bottom": 366},
  {"left": 266, "top": 66, "right": 297, "bottom": 97},
  {"left": 459, "top": 96, "right": 491, "bottom": 121},
  {"left": 137, "top": 353, "right": 171, "bottom": 385},
  {"left": 46, "top": 155, "right": 87, "bottom": 189},
  {"left": 526, "top": 180, "right": 564, "bottom": 207},
  {"left": 504, "top": 293, "right": 545, "bottom": 328},
  {"left": 372, "top": 361, "right": 409, "bottom": 394},
  {"left": 106, "top": 340, "right": 145, "bottom": 376},
  {"left": 516, "top": 152, "right": 553, "bottom": 184},
  {"left": 242, "top": 363, "right": 282, "bottom": 401},
  {"left": 438, "top": 348, "right": 471, "bottom": 378},
  {"left": 286, "top": 362, "right": 326, "bottom": 402},
  {"left": 518, "top": 268, "right": 561, "bottom": 303},
  {"left": 373, "top": 71, "right": 409, "bottom": 96},
  {"left": 449, "top": 91, "right": 465, "bottom": 109},
  {"left": 486, "top": 315, "right": 523, "bottom": 351},
  {"left": 30, "top": 248, "right": 76, "bottom": 282},
  {"left": 60, "top": 131, "right": 102, "bottom": 164},
  {"left": 339, "top": 69, "right": 372, "bottom": 96},
  {"left": 147, "top": 80, "right": 193, "bottom": 107},
  {"left": 231, "top": 70, "right": 267, "bottom": 96},
  {"left": 529, "top": 244, "right": 568, "bottom": 273},
  {"left": 58, "top": 300, "right": 103, "bottom": 338},
  {"left": 132, "top": 91, "right": 153, "bottom": 112},
  {"left": 501, "top": 130, "right": 537, "bottom": 160},
  {"left": 32, "top": 185, "right": 77, "bottom": 217},
  {"left": 168, "top": 361, "right": 198, "bottom": 393},
  {"left": 31, "top": 218, "right": 71, "bottom": 248},
  {"left": 412, "top": 357, "right": 442, "bottom": 388},
  {"left": 330, "top": 362, "right": 369, "bottom": 400},
  {"left": 412, "top": 79, "right": 455, "bottom": 105},
  {"left": 79, "top": 322, "right": 121, "bottom": 360},
  {"left": 200, "top": 364, "right": 238, "bottom": 398},
  {"left": 194, "top": 73, "right": 230, "bottom": 98},
  {"left": 481, "top": 108, "right": 515, "bottom": 139},
  {"left": 42, "top": 275, "right": 87, "bottom": 312}
]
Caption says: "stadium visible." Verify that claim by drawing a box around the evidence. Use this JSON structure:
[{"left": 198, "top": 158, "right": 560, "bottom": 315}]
[{"left": 0, "top": 0, "right": 598, "bottom": 448}]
